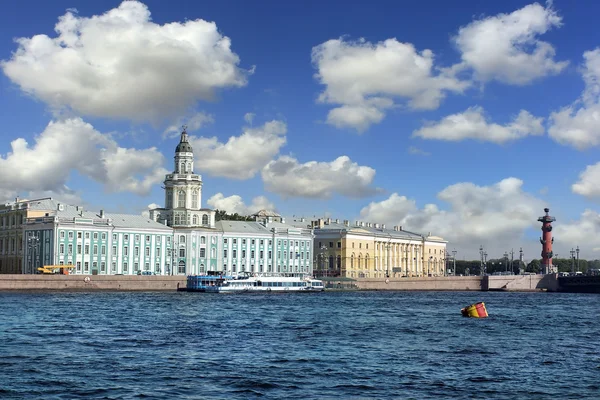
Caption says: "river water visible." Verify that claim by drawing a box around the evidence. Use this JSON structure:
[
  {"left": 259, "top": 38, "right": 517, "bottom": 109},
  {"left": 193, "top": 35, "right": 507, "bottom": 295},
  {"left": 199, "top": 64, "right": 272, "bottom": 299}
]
[{"left": 1, "top": 290, "right": 599, "bottom": 399}]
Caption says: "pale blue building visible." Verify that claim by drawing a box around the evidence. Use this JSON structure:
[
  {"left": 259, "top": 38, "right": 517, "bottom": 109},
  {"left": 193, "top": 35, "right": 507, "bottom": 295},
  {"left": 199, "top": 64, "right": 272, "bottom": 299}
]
[
  {"left": 23, "top": 202, "right": 173, "bottom": 275},
  {"left": 151, "top": 127, "right": 314, "bottom": 276}
]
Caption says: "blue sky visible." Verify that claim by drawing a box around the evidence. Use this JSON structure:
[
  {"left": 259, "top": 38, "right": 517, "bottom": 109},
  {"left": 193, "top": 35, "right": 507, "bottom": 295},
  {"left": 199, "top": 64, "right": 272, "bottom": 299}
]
[{"left": 2, "top": 0, "right": 600, "bottom": 260}]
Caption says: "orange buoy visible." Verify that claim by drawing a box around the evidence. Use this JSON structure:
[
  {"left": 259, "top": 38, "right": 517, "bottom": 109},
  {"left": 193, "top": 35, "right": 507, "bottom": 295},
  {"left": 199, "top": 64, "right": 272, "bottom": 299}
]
[{"left": 461, "top": 302, "right": 488, "bottom": 318}]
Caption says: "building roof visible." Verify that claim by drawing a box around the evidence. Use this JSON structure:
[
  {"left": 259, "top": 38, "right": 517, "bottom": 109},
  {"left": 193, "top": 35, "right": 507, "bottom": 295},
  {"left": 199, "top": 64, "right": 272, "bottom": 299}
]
[
  {"left": 251, "top": 209, "right": 281, "bottom": 217},
  {"left": 216, "top": 220, "right": 272, "bottom": 234},
  {"left": 30, "top": 202, "right": 172, "bottom": 231},
  {"left": 175, "top": 129, "right": 193, "bottom": 153},
  {"left": 315, "top": 221, "right": 442, "bottom": 242}
]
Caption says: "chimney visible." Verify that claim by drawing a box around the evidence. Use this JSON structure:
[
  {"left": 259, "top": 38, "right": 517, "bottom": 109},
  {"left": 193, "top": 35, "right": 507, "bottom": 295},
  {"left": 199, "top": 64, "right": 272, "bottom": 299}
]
[
  {"left": 393, "top": 225, "right": 398, "bottom": 231},
  {"left": 335, "top": 219, "right": 339, "bottom": 224},
  {"left": 15, "top": 196, "right": 19, "bottom": 203},
  {"left": 355, "top": 220, "right": 360, "bottom": 226},
  {"left": 100, "top": 210, "right": 105, "bottom": 218},
  {"left": 344, "top": 220, "right": 349, "bottom": 226},
  {"left": 381, "top": 224, "right": 385, "bottom": 229},
  {"left": 300, "top": 217, "right": 305, "bottom": 222},
  {"left": 326, "top": 218, "right": 331, "bottom": 224}
]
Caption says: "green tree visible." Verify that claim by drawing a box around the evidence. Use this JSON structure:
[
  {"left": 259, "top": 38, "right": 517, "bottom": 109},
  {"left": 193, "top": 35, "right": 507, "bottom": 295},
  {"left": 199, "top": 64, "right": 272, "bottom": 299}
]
[
  {"left": 526, "top": 259, "right": 541, "bottom": 273},
  {"left": 214, "top": 209, "right": 253, "bottom": 222}
]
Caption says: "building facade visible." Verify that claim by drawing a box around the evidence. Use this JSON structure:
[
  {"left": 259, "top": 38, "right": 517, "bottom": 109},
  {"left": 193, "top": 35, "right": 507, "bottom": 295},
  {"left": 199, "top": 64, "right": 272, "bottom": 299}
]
[
  {"left": 150, "top": 127, "right": 314, "bottom": 276},
  {"left": 0, "top": 198, "right": 58, "bottom": 274},
  {"left": 312, "top": 218, "right": 447, "bottom": 278},
  {"left": 22, "top": 204, "right": 174, "bottom": 275}
]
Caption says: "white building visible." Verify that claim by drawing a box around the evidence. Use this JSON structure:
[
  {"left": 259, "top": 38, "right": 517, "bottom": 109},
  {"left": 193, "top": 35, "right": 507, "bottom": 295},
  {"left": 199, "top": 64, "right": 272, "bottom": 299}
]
[{"left": 151, "top": 127, "right": 314, "bottom": 276}]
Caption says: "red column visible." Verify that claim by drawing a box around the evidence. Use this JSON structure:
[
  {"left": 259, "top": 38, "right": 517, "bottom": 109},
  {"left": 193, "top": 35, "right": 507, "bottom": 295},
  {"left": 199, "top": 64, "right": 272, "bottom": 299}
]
[{"left": 538, "top": 208, "right": 556, "bottom": 274}]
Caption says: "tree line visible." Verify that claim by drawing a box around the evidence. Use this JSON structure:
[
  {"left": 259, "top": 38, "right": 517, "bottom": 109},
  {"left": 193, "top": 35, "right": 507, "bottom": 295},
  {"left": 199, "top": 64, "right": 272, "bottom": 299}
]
[
  {"left": 449, "top": 258, "right": 600, "bottom": 275},
  {"left": 214, "top": 209, "right": 254, "bottom": 222}
]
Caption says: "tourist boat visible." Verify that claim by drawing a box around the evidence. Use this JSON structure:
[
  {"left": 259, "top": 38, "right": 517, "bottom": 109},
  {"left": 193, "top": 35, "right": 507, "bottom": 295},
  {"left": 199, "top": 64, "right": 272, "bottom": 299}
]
[{"left": 185, "top": 273, "right": 325, "bottom": 293}]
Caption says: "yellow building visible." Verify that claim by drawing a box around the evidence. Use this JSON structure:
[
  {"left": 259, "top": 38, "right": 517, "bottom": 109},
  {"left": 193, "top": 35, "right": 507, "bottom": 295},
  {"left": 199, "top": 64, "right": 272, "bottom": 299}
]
[
  {"left": 312, "top": 218, "right": 447, "bottom": 278},
  {"left": 0, "top": 198, "right": 57, "bottom": 274}
]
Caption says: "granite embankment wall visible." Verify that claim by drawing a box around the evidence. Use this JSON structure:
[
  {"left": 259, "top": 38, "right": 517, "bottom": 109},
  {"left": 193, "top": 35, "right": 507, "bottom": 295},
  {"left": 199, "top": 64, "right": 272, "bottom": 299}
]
[
  {"left": 0, "top": 274, "right": 186, "bottom": 291},
  {"left": 0, "top": 274, "right": 559, "bottom": 292},
  {"left": 356, "top": 274, "right": 558, "bottom": 292},
  {"left": 356, "top": 276, "right": 483, "bottom": 291}
]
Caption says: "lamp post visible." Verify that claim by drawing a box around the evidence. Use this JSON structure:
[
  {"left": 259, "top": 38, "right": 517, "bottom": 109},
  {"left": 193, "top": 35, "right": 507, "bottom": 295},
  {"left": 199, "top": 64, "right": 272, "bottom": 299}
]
[
  {"left": 428, "top": 256, "right": 433, "bottom": 277},
  {"left": 510, "top": 249, "right": 514, "bottom": 275},
  {"left": 570, "top": 248, "right": 575, "bottom": 275},
  {"left": 504, "top": 251, "right": 509, "bottom": 274},
  {"left": 483, "top": 251, "right": 488, "bottom": 276},
  {"left": 27, "top": 233, "right": 40, "bottom": 274},
  {"left": 479, "top": 245, "right": 484, "bottom": 276},
  {"left": 452, "top": 249, "right": 457, "bottom": 276},
  {"left": 576, "top": 246, "right": 580, "bottom": 273},
  {"left": 318, "top": 246, "right": 327, "bottom": 278}
]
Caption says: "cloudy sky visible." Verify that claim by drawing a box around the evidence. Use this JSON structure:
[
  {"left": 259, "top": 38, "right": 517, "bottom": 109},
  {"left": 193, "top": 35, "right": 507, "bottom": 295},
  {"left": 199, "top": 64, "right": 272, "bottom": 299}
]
[{"left": 2, "top": 0, "right": 600, "bottom": 261}]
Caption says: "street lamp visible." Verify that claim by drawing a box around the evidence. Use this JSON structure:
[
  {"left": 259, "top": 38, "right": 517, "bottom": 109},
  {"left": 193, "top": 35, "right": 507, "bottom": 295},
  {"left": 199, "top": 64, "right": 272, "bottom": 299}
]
[
  {"left": 483, "top": 251, "right": 488, "bottom": 276},
  {"left": 570, "top": 248, "right": 575, "bottom": 274},
  {"left": 428, "top": 256, "right": 433, "bottom": 277},
  {"left": 504, "top": 251, "right": 509, "bottom": 274},
  {"left": 28, "top": 233, "right": 40, "bottom": 274},
  {"left": 317, "top": 246, "right": 327, "bottom": 278},
  {"left": 576, "top": 246, "right": 580, "bottom": 272},
  {"left": 452, "top": 249, "right": 457, "bottom": 276}
]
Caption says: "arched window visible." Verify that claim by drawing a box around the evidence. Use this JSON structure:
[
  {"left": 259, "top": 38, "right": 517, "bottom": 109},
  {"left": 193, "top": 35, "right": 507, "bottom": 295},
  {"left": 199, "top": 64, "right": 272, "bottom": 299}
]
[
  {"left": 192, "top": 215, "right": 198, "bottom": 225},
  {"left": 365, "top": 254, "right": 369, "bottom": 269},
  {"left": 202, "top": 215, "right": 209, "bottom": 225},
  {"left": 174, "top": 214, "right": 180, "bottom": 225},
  {"left": 211, "top": 248, "right": 216, "bottom": 258},
  {"left": 329, "top": 255, "right": 334, "bottom": 270},
  {"left": 358, "top": 254, "right": 362, "bottom": 269},
  {"left": 336, "top": 255, "right": 341, "bottom": 270},
  {"left": 179, "top": 235, "right": 186, "bottom": 243},
  {"left": 191, "top": 190, "right": 199, "bottom": 209},
  {"left": 178, "top": 190, "right": 185, "bottom": 208},
  {"left": 187, "top": 163, "right": 192, "bottom": 173},
  {"left": 180, "top": 162, "right": 185, "bottom": 173},
  {"left": 178, "top": 260, "right": 186, "bottom": 274},
  {"left": 351, "top": 254, "right": 354, "bottom": 268},
  {"left": 200, "top": 236, "right": 206, "bottom": 244}
]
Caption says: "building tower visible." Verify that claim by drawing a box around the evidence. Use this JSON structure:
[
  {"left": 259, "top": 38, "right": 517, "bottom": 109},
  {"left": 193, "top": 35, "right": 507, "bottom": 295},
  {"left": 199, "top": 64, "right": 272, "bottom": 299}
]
[
  {"left": 538, "top": 208, "right": 556, "bottom": 274},
  {"left": 150, "top": 126, "right": 215, "bottom": 229}
]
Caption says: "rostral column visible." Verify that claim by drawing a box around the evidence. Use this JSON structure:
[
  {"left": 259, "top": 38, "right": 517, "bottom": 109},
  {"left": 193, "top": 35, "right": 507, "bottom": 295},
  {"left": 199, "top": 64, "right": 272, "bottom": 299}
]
[{"left": 538, "top": 208, "right": 556, "bottom": 274}]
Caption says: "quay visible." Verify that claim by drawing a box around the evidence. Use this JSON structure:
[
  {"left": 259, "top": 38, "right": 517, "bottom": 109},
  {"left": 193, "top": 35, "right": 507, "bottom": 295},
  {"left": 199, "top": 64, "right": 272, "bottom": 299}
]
[{"left": 0, "top": 273, "right": 573, "bottom": 292}]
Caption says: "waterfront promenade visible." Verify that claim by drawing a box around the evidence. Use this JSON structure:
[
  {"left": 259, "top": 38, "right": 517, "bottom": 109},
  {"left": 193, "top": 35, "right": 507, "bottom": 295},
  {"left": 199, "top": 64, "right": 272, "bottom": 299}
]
[{"left": 0, "top": 274, "right": 559, "bottom": 292}]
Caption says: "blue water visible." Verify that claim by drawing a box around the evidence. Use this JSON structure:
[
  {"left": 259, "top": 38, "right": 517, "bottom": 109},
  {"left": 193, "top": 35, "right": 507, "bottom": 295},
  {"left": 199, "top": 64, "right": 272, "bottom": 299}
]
[{"left": 1, "top": 291, "right": 599, "bottom": 399}]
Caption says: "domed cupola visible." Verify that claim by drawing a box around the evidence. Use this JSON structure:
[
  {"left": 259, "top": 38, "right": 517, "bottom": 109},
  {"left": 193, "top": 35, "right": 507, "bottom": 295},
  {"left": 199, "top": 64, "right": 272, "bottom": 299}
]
[{"left": 175, "top": 126, "right": 193, "bottom": 154}]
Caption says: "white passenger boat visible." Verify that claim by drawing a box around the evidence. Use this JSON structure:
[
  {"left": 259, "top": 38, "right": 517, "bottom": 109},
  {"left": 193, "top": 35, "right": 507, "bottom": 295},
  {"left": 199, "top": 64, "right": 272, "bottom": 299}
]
[{"left": 186, "top": 273, "right": 325, "bottom": 293}]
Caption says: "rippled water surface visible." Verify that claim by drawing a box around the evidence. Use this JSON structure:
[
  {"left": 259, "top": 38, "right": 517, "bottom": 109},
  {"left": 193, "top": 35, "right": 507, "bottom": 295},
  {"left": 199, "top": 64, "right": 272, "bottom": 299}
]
[{"left": 1, "top": 290, "right": 599, "bottom": 399}]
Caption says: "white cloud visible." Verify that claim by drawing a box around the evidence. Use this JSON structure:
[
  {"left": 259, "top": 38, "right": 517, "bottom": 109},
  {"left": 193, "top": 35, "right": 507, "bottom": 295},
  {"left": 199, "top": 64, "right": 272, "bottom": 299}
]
[
  {"left": 408, "top": 146, "right": 431, "bottom": 156},
  {"left": 312, "top": 38, "right": 469, "bottom": 132},
  {"left": 572, "top": 162, "right": 600, "bottom": 200},
  {"left": 0, "top": 187, "right": 84, "bottom": 207},
  {"left": 0, "top": 118, "right": 167, "bottom": 197},
  {"left": 141, "top": 202, "right": 160, "bottom": 218},
  {"left": 244, "top": 113, "right": 256, "bottom": 125},
  {"left": 189, "top": 120, "right": 286, "bottom": 179},
  {"left": 359, "top": 177, "right": 546, "bottom": 259},
  {"left": 554, "top": 210, "right": 600, "bottom": 258},
  {"left": 163, "top": 112, "right": 214, "bottom": 139},
  {"left": 413, "top": 106, "right": 544, "bottom": 143},
  {"left": 262, "top": 155, "right": 380, "bottom": 199},
  {"left": 1, "top": 1, "right": 248, "bottom": 123},
  {"left": 549, "top": 49, "right": 600, "bottom": 150},
  {"left": 207, "top": 193, "right": 275, "bottom": 215},
  {"left": 453, "top": 3, "right": 568, "bottom": 85}
]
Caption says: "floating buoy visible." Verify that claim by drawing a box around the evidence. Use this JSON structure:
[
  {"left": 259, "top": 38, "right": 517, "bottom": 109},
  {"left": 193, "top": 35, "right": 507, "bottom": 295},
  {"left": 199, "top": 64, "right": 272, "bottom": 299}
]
[{"left": 461, "top": 302, "right": 488, "bottom": 318}]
